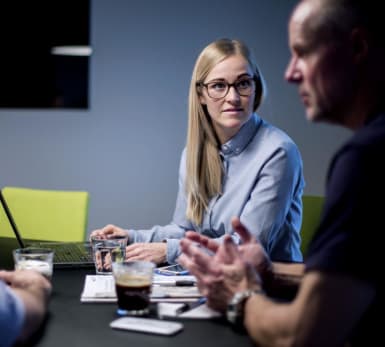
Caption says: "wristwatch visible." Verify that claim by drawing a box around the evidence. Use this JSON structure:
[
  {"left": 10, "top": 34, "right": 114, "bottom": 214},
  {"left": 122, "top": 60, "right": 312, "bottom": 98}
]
[{"left": 227, "top": 289, "right": 264, "bottom": 328}]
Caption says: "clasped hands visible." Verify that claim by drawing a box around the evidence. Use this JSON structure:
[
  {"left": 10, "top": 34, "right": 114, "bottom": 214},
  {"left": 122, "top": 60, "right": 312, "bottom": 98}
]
[{"left": 178, "top": 217, "right": 272, "bottom": 313}]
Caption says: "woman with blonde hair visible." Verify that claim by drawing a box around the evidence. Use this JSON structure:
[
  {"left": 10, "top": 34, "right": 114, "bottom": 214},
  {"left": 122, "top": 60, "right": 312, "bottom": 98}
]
[{"left": 91, "top": 38, "right": 305, "bottom": 265}]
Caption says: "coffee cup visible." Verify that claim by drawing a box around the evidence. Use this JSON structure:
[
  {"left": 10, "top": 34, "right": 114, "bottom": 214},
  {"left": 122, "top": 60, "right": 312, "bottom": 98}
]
[{"left": 112, "top": 260, "right": 155, "bottom": 316}]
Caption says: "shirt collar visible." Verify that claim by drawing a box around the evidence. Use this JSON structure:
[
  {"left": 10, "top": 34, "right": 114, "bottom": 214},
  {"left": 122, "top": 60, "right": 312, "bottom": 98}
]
[{"left": 220, "top": 113, "right": 261, "bottom": 158}]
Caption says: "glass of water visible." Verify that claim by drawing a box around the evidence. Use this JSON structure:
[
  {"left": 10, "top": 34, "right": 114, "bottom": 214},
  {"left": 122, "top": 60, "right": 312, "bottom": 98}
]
[{"left": 90, "top": 235, "right": 128, "bottom": 274}]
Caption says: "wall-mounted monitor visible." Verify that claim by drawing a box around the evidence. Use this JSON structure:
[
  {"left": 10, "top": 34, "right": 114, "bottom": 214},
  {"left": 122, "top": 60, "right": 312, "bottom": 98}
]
[{"left": 0, "top": 0, "right": 91, "bottom": 109}]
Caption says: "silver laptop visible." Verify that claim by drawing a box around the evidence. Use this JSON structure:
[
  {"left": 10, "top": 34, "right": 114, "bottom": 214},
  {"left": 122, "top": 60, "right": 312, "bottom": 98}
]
[{"left": 0, "top": 190, "right": 94, "bottom": 268}]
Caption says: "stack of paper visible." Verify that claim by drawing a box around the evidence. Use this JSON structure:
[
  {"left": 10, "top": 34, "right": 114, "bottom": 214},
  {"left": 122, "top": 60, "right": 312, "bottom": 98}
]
[
  {"left": 80, "top": 275, "right": 116, "bottom": 302},
  {"left": 80, "top": 275, "right": 202, "bottom": 303}
]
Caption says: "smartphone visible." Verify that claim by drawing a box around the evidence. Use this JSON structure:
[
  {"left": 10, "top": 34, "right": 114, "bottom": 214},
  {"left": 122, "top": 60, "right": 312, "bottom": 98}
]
[
  {"left": 155, "top": 264, "right": 189, "bottom": 275},
  {"left": 110, "top": 316, "right": 184, "bottom": 335}
]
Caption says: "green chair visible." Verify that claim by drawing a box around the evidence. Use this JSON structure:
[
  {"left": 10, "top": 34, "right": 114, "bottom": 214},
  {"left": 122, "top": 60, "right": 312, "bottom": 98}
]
[
  {"left": 300, "top": 195, "right": 325, "bottom": 257},
  {"left": 0, "top": 186, "right": 89, "bottom": 242}
]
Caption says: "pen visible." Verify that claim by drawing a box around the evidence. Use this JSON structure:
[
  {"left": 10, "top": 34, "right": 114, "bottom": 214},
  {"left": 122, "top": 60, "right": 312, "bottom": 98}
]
[
  {"left": 153, "top": 280, "right": 196, "bottom": 286},
  {"left": 177, "top": 270, "right": 190, "bottom": 275},
  {"left": 175, "top": 280, "right": 195, "bottom": 286},
  {"left": 176, "top": 297, "right": 206, "bottom": 315},
  {"left": 154, "top": 269, "right": 190, "bottom": 276}
]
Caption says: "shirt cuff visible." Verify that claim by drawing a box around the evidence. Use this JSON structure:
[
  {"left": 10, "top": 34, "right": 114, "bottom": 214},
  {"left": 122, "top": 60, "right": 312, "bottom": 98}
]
[{"left": 164, "top": 239, "right": 181, "bottom": 264}]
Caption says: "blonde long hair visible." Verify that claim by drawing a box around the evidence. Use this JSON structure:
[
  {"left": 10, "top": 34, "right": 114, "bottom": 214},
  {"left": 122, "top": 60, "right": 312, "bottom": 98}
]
[{"left": 185, "top": 38, "right": 265, "bottom": 225}]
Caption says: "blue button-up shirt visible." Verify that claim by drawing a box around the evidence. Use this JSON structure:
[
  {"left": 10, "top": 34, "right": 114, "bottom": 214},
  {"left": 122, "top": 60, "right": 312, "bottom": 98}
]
[
  {"left": 129, "top": 114, "right": 305, "bottom": 263},
  {"left": 0, "top": 280, "right": 25, "bottom": 347}
]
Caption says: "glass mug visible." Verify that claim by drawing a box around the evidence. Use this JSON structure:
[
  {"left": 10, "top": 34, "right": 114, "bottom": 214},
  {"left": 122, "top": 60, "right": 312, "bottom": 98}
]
[
  {"left": 13, "top": 248, "right": 54, "bottom": 280},
  {"left": 112, "top": 260, "right": 155, "bottom": 316}
]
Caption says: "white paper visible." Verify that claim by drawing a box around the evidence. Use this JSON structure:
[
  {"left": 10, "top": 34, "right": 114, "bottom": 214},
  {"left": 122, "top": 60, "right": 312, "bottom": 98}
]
[
  {"left": 80, "top": 275, "right": 116, "bottom": 303},
  {"left": 179, "top": 303, "right": 221, "bottom": 319},
  {"left": 157, "top": 302, "right": 221, "bottom": 319},
  {"left": 80, "top": 275, "right": 201, "bottom": 303}
]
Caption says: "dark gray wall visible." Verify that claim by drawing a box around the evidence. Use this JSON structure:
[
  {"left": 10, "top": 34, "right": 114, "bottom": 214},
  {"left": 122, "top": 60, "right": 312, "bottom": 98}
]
[{"left": 0, "top": 0, "right": 351, "bottom": 236}]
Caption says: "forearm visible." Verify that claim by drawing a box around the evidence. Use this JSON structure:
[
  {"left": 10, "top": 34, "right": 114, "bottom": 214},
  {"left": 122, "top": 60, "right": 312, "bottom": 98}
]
[
  {"left": 243, "top": 264, "right": 306, "bottom": 346},
  {"left": 129, "top": 223, "right": 187, "bottom": 243},
  {"left": 244, "top": 292, "right": 296, "bottom": 347}
]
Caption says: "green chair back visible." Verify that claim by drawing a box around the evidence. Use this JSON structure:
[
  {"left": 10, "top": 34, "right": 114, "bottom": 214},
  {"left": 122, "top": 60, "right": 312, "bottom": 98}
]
[
  {"left": 0, "top": 186, "right": 89, "bottom": 242},
  {"left": 301, "top": 195, "right": 325, "bottom": 257}
]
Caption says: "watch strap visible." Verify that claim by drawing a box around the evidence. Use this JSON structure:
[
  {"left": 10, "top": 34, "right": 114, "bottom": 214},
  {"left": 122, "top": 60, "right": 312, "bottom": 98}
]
[{"left": 226, "top": 289, "right": 264, "bottom": 328}]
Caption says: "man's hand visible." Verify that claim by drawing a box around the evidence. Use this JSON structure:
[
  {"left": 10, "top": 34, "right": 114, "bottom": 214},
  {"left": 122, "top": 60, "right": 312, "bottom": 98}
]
[
  {"left": 181, "top": 217, "right": 271, "bottom": 276},
  {"left": 178, "top": 217, "right": 268, "bottom": 312},
  {"left": 0, "top": 269, "right": 52, "bottom": 343}
]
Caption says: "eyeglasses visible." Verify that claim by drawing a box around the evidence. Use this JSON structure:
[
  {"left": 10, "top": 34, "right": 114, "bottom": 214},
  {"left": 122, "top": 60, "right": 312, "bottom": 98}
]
[{"left": 197, "top": 76, "right": 256, "bottom": 100}]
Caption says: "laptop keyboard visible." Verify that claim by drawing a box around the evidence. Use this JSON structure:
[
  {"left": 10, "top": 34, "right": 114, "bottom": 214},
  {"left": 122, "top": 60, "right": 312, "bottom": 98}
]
[
  {"left": 32, "top": 242, "right": 93, "bottom": 263},
  {"left": 54, "top": 244, "right": 92, "bottom": 262}
]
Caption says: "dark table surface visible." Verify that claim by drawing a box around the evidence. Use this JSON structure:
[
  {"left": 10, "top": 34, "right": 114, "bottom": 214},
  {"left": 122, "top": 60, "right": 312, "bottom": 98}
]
[{"left": 1, "top": 237, "right": 255, "bottom": 347}]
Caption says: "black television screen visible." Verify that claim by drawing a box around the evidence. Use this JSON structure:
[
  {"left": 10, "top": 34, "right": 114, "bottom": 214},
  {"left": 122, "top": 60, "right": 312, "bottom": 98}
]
[{"left": 0, "top": 0, "right": 91, "bottom": 109}]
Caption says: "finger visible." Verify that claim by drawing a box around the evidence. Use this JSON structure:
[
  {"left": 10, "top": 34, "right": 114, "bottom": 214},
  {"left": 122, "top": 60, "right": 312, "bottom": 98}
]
[
  {"left": 89, "top": 229, "right": 104, "bottom": 240},
  {"left": 177, "top": 254, "right": 208, "bottom": 285},
  {"left": 105, "top": 253, "right": 112, "bottom": 270},
  {"left": 231, "top": 217, "right": 255, "bottom": 244},
  {"left": 95, "top": 251, "right": 102, "bottom": 267},
  {"left": 221, "top": 235, "right": 241, "bottom": 264},
  {"left": 191, "top": 249, "right": 220, "bottom": 276},
  {"left": 90, "top": 229, "right": 111, "bottom": 241},
  {"left": 177, "top": 254, "right": 196, "bottom": 273},
  {"left": 181, "top": 240, "right": 219, "bottom": 276},
  {"left": 125, "top": 254, "right": 145, "bottom": 261},
  {"left": 101, "top": 224, "right": 118, "bottom": 235},
  {"left": 180, "top": 238, "right": 197, "bottom": 256},
  {"left": 176, "top": 254, "right": 189, "bottom": 268},
  {"left": 125, "top": 244, "right": 142, "bottom": 259},
  {"left": 202, "top": 238, "right": 220, "bottom": 253},
  {"left": 184, "top": 231, "right": 207, "bottom": 243},
  {"left": 180, "top": 239, "right": 214, "bottom": 269},
  {"left": 184, "top": 232, "right": 219, "bottom": 253},
  {"left": 125, "top": 243, "right": 144, "bottom": 251}
]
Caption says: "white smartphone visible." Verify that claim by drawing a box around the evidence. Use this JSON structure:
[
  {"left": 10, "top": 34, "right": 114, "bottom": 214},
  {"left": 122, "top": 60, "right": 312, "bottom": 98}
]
[
  {"left": 155, "top": 264, "right": 189, "bottom": 275},
  {"left": 110, "top": 317, "right": 184, "bottom": 335}
]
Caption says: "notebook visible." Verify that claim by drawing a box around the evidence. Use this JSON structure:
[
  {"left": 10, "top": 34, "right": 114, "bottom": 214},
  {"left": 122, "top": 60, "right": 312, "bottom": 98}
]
[{"left": 0, "top": 190, "right": 94, "bottom": 268}]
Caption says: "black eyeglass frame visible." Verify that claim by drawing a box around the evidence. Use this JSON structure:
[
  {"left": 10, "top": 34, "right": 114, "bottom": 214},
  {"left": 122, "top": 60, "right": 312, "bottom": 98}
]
[{"left": 196, "top": 75, "right": 257, "bottom": 100}]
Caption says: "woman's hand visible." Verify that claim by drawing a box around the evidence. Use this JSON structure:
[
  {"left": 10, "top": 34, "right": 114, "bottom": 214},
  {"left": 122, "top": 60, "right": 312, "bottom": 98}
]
[
  {"left": 89, "top": 224, "right": 128, "bottom": 240},
  {"left": 125, "top": 242, "right": 167, "bottom": 265}
]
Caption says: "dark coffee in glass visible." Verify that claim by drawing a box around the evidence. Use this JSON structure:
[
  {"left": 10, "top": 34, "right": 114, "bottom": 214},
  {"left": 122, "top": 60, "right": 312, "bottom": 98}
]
[{"left": 112, "top": 261, "right": 155, "bottom": 316}]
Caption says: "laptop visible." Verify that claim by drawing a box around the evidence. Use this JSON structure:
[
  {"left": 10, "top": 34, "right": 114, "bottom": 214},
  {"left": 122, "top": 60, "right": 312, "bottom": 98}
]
[{"left": 0, "top": 190, "right": 94, "bottom": 268}]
